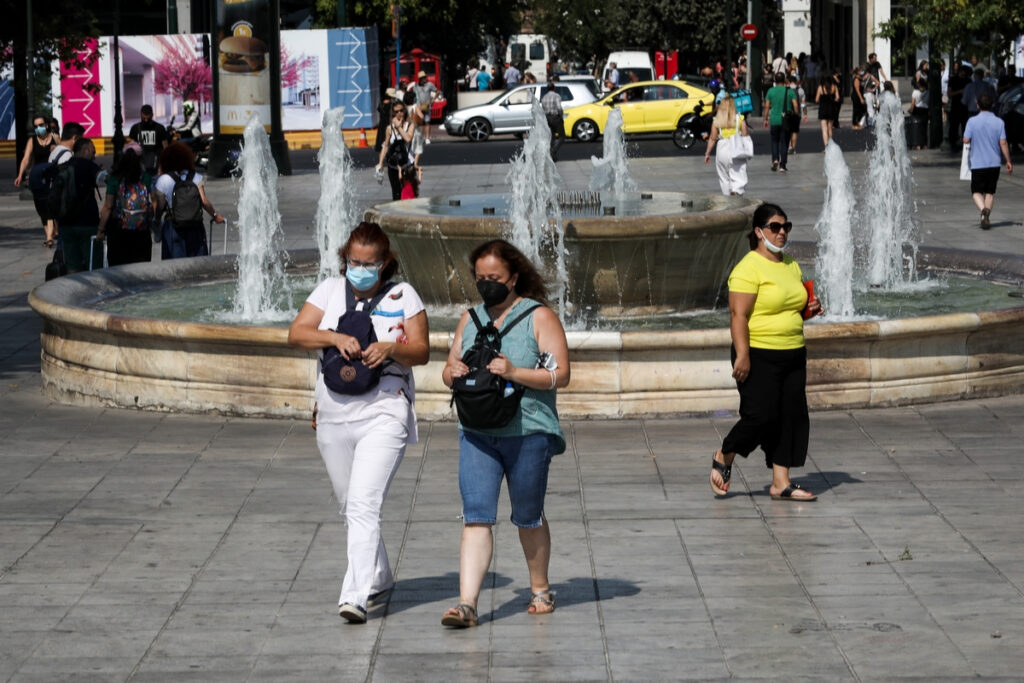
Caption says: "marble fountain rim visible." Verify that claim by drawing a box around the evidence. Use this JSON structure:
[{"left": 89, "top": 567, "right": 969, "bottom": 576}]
[{"left": 28, "top": 243, "right": 1024, "bottom": 350}]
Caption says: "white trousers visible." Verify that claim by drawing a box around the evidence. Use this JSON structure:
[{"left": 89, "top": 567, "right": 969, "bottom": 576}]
[
  {"left": 316, "top": 413, "right": 407, "bottom": 609},
  {"left": 715, "top": 144, "right": 748, "bottom": 195}
]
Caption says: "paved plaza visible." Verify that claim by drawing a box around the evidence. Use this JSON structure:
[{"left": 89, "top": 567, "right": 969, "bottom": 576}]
[{"left": 1, "top": 130, "right": 1024, "bottom": 681}]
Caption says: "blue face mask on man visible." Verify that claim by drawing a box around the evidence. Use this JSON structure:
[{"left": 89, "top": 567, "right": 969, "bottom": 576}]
[{"left": 346, "top": 265, "right": 380, "bottom": 291}]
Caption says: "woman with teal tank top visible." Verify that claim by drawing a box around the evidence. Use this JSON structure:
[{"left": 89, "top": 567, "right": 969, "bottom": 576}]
[{"left": 440, "top": 240, "right": 571, "bottom": 628}]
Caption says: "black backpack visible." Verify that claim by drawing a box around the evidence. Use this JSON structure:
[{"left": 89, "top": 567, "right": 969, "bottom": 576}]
[
  {"left": 451, "top": 304, "right": 540, "bottom": 430},
  {"left": 46, "top": 160, "right": 79, "bottom": 221},
  {"left": 321, "top": 281, "right": 398, "bottom": 395},
  {"left": 170, "top": 170, "right": 204, "bottom": 230},
  {"left": 385, "top": 130, "right": 409, "bottom": 168},
  {"left": 29, "top": 147, "right": 71, "bottom": 198}
]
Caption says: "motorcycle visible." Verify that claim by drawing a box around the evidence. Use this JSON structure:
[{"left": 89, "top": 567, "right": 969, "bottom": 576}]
[
  {"left": 167, "top": 115, "right": 212, "bottom": 169},
  {"left": 673, "top": 100, "right": 713, "bottom": 150}
]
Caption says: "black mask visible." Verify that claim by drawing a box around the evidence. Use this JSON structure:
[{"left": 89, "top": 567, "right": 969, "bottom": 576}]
[{"left": 476, "top": 279, "right": 511, "bottom": 307}]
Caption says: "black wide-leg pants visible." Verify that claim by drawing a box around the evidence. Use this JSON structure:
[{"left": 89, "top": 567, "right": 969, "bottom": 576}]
[{"left": 722, "top": 346, "right": 809, "bottom": 470}]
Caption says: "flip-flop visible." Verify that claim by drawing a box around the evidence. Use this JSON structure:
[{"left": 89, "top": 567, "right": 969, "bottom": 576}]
[
  {"left": 527, "top": 589, "right": 555, "bottom": 615},
  {"left": 770, "top": 483, "right": 817, "bottom": 502},
  {"left": 710, "top": 453, "right": 732, "bottom": 497},
  {"left": 441, "top": 603, "right": 478, "bottom": 628}
]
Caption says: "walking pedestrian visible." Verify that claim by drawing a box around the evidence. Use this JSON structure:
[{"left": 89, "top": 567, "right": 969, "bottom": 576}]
[
  {"left": 711, "top": 203, "right": 823, "bottom": 502},
  {"left": 288, "top": 222, "right": 430, "bottom": 624},
  {"left": 763, "top": 72, "right": 798, "bottom": 172},
  {"left": 440, "top": 239, "right": 570, "bottom": 628},
  {"left": 540, "top": 81, "right": 564, "bottom": 161},
  {"left": 15, "top": 114, "right": 60, "bottom": 247},
  {"left": 963, "top": 94, "right": 1013, "bottom": 229},
  {"left": 816, "top": 74, "right": 840, "bottom": 147},
  {"left": 704, "top": 94, "right": 750, "bottom": 195}
]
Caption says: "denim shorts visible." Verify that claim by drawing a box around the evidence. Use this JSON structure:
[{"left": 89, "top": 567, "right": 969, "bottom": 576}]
[{"left": 458, "top": 430, "right": 556, "bottom": 528}]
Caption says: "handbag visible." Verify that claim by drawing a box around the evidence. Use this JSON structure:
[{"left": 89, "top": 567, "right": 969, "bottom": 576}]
[
  {"left": 727, "top": 133, "right": 754, "bottom": 161},
  {"left": 959, "top": 143, "right": 971, "bottom": 181}
]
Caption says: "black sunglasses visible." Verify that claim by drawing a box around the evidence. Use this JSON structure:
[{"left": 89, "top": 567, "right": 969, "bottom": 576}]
[{"left": 763, "top": 221, "right": 793, "bottom": 233}]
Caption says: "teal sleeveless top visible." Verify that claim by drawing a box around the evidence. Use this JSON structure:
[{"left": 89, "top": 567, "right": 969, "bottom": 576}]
[{"left": 459, "top": 298, "right": 566, "bottom": 454}]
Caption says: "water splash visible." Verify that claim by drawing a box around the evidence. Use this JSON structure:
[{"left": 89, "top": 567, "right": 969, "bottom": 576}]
[
  {"left": 230, "top": 115, "right": 292, "bottom": 322},
  {"left": 814, "top": 141, "right": 856, "bottom": 318},
  {"left": 505, "top": 99, "right": 567, "bottom": 312},
  {"left": 589, "top": 108, "right": 637, "bottom": 195},
  {"left": 862, "top": 90, "right": 918, "bottom": 288},
  {"left": 314, "top": 107, "right": 355, "bottom": 280}
]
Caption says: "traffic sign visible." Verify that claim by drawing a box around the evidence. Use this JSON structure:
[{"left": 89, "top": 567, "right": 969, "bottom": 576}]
[{"left": 741, "top": 24, "right": 758, "bottom": 41}]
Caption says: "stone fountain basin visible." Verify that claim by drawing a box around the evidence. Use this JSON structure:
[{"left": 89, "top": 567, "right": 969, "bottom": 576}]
[{"left": 28, "top": 245, "right": 1024, "bottom": 419}]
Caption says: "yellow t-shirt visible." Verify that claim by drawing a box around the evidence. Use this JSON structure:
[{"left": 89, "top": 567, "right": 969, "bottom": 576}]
[
  {"left": 720, "top": 113, "right": 744, "bottom": 139},
  {"left": 727, "top": 250, "right": 807, "bottom": 349}
]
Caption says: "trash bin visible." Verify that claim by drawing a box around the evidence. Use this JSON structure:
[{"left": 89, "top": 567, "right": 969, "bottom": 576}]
[{"left": 905, "top": 115, "right": 927, "bottom": 148}]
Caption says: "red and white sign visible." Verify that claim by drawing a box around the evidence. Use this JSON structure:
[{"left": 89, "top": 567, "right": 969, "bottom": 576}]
[
  {"left": 59, "top": 38, "right": 102, "bottom": 136},
  {"left": 740, "top": 24, "right": 759, "bottom": 41}
]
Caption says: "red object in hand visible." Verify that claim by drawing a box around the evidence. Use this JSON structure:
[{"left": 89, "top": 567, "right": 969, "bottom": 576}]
[{"left": 802, "top": 280, "right": 818, "bottom": 319}]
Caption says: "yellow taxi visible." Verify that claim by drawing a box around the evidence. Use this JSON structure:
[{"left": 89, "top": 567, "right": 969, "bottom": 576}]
[{"left": 562, "top": 80, "right": 715, "bottom": 141}]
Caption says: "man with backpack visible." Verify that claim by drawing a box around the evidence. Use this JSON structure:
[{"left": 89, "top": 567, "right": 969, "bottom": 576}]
[
  {"left": 153, "top": 141, "right": 223, "bottom": 259},
  {"left": 763, "top": 72, "right": 799, "bottom": 172},
  {"left": 50, "top": 137, "right": 103, "bottom": 273}
]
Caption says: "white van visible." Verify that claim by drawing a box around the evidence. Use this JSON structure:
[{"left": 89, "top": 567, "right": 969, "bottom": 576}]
[
  {"left": 506, "top": 34, "right": 552, "bottom": 83},
  {"left": 602, "top": 51, "right": 655, "bottom": 89}
]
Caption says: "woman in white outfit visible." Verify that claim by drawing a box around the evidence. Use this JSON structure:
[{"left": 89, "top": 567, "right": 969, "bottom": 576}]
[
  {"left": 288, "top": 221, "right": 430, "bottom": 623},
  {"left": 704, "top": 95, "right": 750, "bottom": 196}
]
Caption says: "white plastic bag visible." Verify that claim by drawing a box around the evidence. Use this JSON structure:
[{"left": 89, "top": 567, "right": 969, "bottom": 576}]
[{"left": 960, "top": 142, "right": 971, "bottom": 181}]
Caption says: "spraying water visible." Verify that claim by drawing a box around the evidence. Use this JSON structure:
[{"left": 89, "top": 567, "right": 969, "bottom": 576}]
[
  {"left": 314, "top": 107, "right": 355, "bottom": 280},
  {"left": 862, "top": 90, "right": 918, "bottom": 288},
  {"left": 230, "top": 115, "right": 292, "bottom": 322},
  {"left": 589, "top": 108, "right": 637, "bottom": 195},
  {"left": 505, "top": 99, "right": 567, "bottom": 312},
  {"left": 814, "top": 141, "right": 856, "bottom": 318}
]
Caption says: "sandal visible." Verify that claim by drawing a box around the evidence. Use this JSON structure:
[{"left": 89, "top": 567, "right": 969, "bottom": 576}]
[
  {"left": 710, "top": 452, "right": 732, "bottom": 497},
  {"left": 441, "top": 603, "right": 478, "bottom": 628},
  {"left": 43, "top": 239, "right": 55, "bottom": 248},
  {"left": 770, "top": 483, "right": 817, "bottom": 502},
  {"left": 527, "top": 589, "right": 555, "bottom": 615}
]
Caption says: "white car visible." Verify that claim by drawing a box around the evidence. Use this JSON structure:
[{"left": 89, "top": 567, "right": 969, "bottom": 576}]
[{"left": 444, "top": 81, "right": 599, "bottom": 142}]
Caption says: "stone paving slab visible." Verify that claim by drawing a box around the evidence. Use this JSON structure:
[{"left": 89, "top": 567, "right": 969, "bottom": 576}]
[{"left": 2, "top": 141, "right": 1024, "bottom": 680}]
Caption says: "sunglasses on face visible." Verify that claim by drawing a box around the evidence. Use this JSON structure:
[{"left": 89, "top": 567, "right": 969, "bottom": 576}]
[
  {"left": 393, "top": 107, "right": 406, "bottom": 113},
  {"left": 763, "top": 221, "right": 793, "bottom": 233}
]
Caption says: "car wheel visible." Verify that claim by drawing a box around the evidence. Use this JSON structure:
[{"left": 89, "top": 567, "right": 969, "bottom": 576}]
[
  {"left": 466, "top": 118, "right": 492, "bottom": 142},
  {"left": 673, "top": 126, "right": 695, "bottom": 150},
  {"left": 573, "top": 119, "right": 599, "bottom": 142}
]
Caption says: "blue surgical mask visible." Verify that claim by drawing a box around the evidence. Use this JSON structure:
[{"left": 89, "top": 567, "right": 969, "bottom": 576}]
[
  {"left": 35, "top": 126, "right": 47, "bottom": 136},
  {"left": 346, "top": 265, "right": 380, "bottom": 291}
]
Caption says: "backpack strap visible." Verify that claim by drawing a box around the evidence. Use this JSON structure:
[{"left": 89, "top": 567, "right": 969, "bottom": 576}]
[
  {"left": 345, "top": 280, "right": 397, "bottom": 314},
  {"left": 497, "top": 304, "right": 542, "bottom": 339}
]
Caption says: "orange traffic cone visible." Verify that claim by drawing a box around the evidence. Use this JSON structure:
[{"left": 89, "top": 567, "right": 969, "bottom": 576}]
[{"left": 358, "top": 128, "right": 368, "bottom": 148}]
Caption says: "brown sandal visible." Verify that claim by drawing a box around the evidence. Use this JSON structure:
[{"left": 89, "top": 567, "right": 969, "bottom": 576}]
[
  {"left": 527, "top": 589, "right": 555, "bottom": 615},
  {"left": 441, "top": 603, "right": 478, "bottom": 628}
]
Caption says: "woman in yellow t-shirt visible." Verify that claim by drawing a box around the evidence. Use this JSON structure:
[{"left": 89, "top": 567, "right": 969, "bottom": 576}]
[{"left": 711, "top": 203, "right": 823, "bottom": 501}]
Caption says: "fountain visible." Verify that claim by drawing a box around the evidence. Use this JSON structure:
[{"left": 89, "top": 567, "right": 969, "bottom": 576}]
[
  {"left": 505, "top": 100, "right": 567, "bottom": 311},
  {"left": 314, "top": 107, "right": 356, "bottom": 280},
  {"left": 589, "top": 108, "right": 637, "bottom": 195},
  {"left": 229, "top": 116, "right": 292, "bottom": 323},
  {"left": 26, "top": 99, "right": 1024, "bottom": 419},
  {"left": 863, "top": 91, "right": 918, "bottom": 288},
  {"left": 813, "top": 141, "right": 857, "bottom": 319}
]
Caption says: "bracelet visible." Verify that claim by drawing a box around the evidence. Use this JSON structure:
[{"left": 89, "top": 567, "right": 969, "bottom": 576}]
[{"left": 547, "top": 368, "right": 556, "bottom": 390}]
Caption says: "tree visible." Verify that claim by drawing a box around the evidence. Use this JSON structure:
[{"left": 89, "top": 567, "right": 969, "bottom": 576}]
[
  {"left": 153, "top": 48, "right": 212, "bottom": 103},
  {"left": 3, "top": 3, "right": 100, "bottom": 175},
  {"left": 313, "top": 0, "right": 520, "bottom": 84},
  {"left": 876, "top": 0, "right": 1024, "bottom": 63},
  {"left": 533, "top": 0, "right": 782, "bottom": 72},
  {"left": 281, "top": 45, "right": 314, "bottom": 89}
]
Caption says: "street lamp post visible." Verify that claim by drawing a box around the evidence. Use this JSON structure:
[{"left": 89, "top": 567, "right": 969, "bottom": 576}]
[{"left": 112, "top": 0, "right": 125, "bottom": 164}]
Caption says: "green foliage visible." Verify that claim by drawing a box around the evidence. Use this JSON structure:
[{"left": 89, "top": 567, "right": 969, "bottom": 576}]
[
  {"left": 534, "top": 0, "right": 782, "bottom": 67},
  {"left": 314, "top": 0, "right": 520, "bottom": 70},
  {"left": 876, "top": 0, "right": 1024, "bottom": 62}
]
